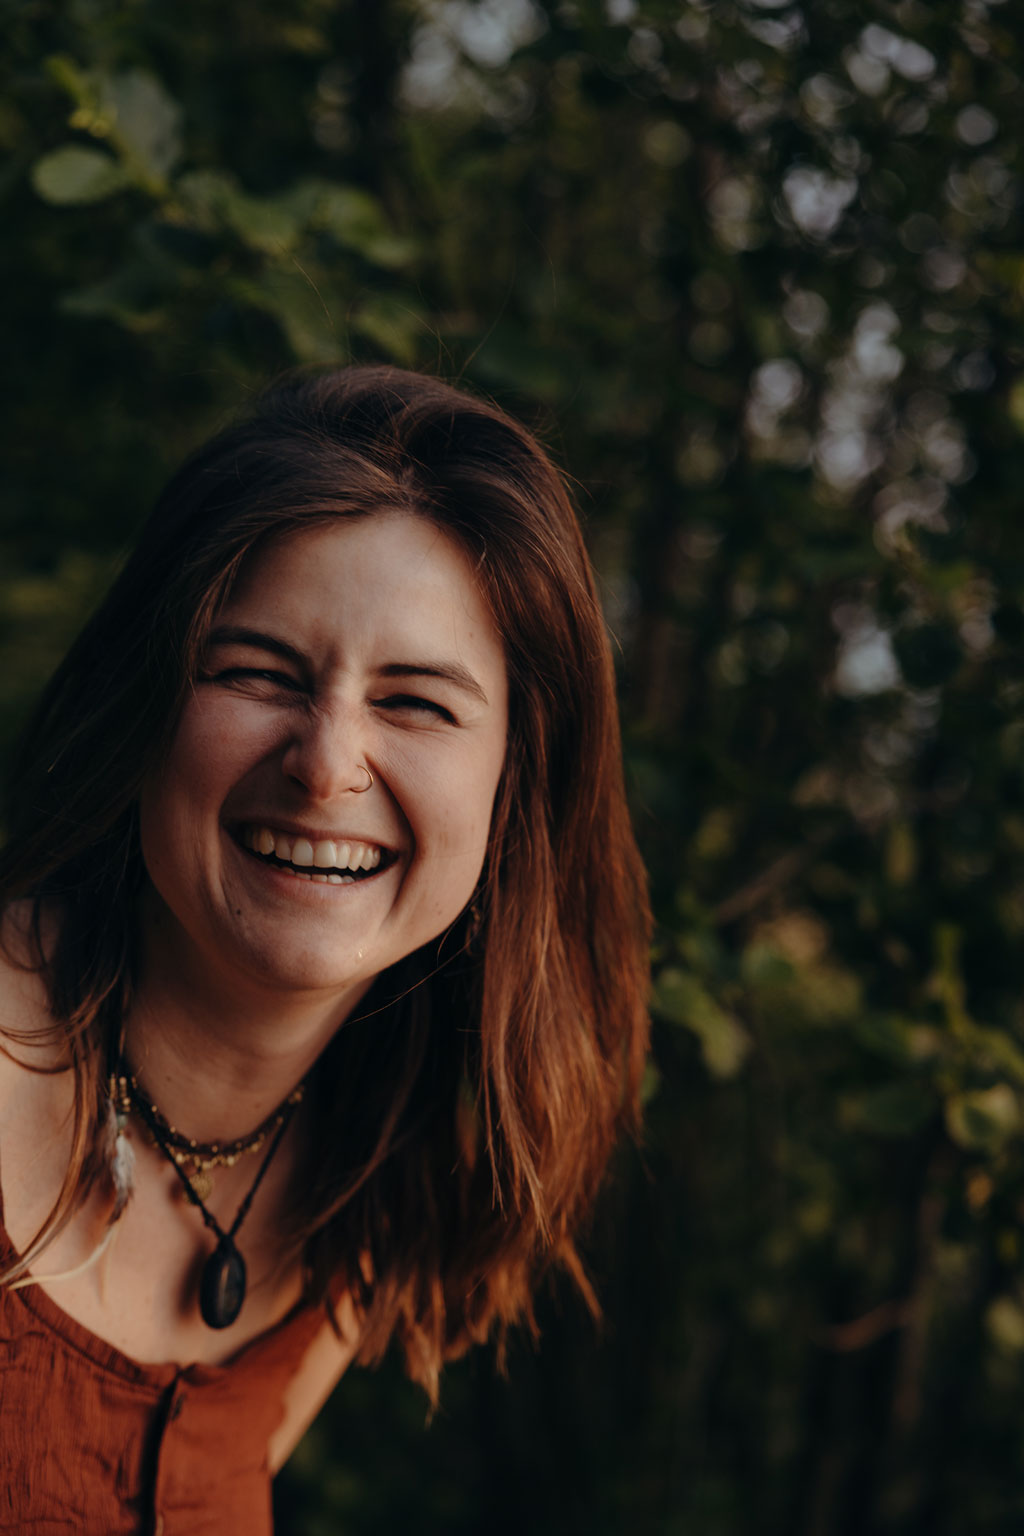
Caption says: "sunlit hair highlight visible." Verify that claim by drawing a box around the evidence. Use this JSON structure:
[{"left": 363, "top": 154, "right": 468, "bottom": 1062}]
[{"left": 0, "top": 365, "right": 651, "bottom": 1398}]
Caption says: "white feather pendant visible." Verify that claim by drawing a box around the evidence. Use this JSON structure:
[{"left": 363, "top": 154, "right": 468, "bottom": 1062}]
[{"left": 103, "top": 1088, "right": 136, "bottom": 1227}]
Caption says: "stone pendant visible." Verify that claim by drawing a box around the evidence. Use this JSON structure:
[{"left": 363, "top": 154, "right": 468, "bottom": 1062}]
[{"left": 199, "top": 1235, "right": 247, "bottom": 1329}]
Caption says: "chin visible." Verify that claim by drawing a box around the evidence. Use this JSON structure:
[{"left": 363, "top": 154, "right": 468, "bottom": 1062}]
[{"left": 218, "top": 929, "right": 371, "bottom": 996}]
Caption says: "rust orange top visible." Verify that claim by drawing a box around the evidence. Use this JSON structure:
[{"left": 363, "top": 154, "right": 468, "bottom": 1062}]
[{"left": 0, "top": 1198, "right": 327, "bottom": 1536}]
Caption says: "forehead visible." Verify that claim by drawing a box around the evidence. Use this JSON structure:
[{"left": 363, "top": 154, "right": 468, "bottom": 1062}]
[{"left": 218, "top": 512, "right": 504, "bottom": 669}]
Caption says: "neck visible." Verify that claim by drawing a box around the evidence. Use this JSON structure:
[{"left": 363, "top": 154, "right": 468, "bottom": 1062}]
[{"left": 127, "top": 919, "right": 376, "bottom": 1145}]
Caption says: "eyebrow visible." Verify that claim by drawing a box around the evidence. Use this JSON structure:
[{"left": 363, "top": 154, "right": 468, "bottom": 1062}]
[
  {"left": 208, "top": 626, "right": 305, "bottom": 666},
  {"left": 377, "top": 661, "right": 489, "bottom": 705},
  {"left": 206, "top": 625, "right": 490, "bottom": 705}
]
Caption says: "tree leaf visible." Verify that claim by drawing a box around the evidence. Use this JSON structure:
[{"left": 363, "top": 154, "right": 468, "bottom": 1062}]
[
  {"left": 31, "top": 145, "right": 129, "bottom": 205},
  {"left": 850, "top": 1079, "right": 935, "bottom": 1138},
  {"left": 103, "top": 69, "right": 182, "bottom": 181},
  {"left": 229, "top": 270, "right": 344, "bottom": 363},
  {"left": 313, "top": 185, "right": 418, "bottom": 269},
  {"left": 945, "top": 1085, "right": 1020, "bottom": 1152},
  {"left": 58, "top": 264, "right": 164, "bottom": 329},
  {"left": 176, "top": 167, "right": 236, "bottom": 224},
  {"left": 853, "top": 1014, "right": 916, "bottom": 1064},
  {"left": 315, "top": 184, "right": 384, "bottom": 234},
  {"left": 652, "top": 967, "right": 752, "bottom": 1079},
  {"left": 986, "top": 1295, "right": 1024, "bottom": 1354},
  {"left": 469, "top": 326, "right": 577, "bottom": 402},
  {"left": 349, "top": 296, "right": 426, "bottom": 367},
  {"left": 178, "top": 173, "right": 319, "bottom": 254},
  {"left": 223, "top": 189, "right": 308, "bottom": 254}
]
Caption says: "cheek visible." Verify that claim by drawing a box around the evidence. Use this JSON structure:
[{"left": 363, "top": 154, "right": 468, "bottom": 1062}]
[
  {"left": 150, "top": 701, "right": 277, "bottom": 813},
  {"left": 137, "top": 714, "right": 237, "bottom": 869},
  {"left": 404, "top": 740, "right": 506, "bottom": 856},
  {"left": 445, "top": 780, "right": 502, "bottom": 910}
]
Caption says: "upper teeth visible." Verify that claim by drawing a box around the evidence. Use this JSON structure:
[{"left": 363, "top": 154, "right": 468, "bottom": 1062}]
[{"left": 244, "top": 826, "right": 382, "bottom": 871}]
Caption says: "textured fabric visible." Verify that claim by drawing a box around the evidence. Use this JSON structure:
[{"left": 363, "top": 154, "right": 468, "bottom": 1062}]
[{"left": 0, "top": 1196, "right": 326, "bottom": 1536}]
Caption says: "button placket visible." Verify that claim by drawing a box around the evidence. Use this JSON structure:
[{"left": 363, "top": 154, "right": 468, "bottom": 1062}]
[{"left": 151, "top": 1375, "right": 189, "bottom": 1534}]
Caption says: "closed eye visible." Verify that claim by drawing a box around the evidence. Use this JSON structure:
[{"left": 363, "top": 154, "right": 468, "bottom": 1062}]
[
  {"left": 374, "top": 694, "right": 456, "bottom": 723},
  {"left": 205, "top": 667, "right": 304, "bottom": 694}
]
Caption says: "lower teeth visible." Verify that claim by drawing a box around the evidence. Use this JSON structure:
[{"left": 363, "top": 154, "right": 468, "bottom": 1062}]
[{"left": 280, "top": 867, "right": 355, "bottom": 884}]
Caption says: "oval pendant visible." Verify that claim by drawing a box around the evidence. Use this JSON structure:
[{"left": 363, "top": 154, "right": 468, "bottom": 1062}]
[{"left": 199, "top": 1236, "right": 247, "bottom": 1329}]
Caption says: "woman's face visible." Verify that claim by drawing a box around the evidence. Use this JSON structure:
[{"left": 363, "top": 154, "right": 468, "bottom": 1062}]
[{"left": 138, "top": 512, "right": 508, "bottom": 1006}]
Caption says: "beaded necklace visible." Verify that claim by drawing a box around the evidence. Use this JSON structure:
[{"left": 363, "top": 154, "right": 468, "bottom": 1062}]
[{"left": 109, "top": 1066, "right": 304, "bottom": 1329}]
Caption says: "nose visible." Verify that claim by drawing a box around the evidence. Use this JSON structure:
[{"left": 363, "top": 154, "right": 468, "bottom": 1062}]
[{"left": 281, "top": 707, "right": 374, "bottom": 801}]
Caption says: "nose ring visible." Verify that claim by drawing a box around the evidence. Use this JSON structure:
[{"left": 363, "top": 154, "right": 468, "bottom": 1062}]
[{"left": 351, "top": 765, "right": 373, "bottom": 793}]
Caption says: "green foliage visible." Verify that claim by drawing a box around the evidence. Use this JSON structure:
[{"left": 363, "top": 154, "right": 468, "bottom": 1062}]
[
  {"left": 653, "top": 965, "right": 752, "bottom": 1079},
  {"left": 6, "top": 0, "right": 1024, "bottom": 1531},
  {"left": 32, "top": 143, "right": 131, "bottom": 204}
]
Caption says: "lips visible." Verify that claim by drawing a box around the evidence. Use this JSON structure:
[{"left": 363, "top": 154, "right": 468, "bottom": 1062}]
[{"left": 239, "top": 825, "right": 391, "bottom": 884}]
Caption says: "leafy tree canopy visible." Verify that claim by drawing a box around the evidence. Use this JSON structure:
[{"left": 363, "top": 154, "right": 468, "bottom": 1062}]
[{"left": 5, "top": 2, "right": 1024, "bottom": 1530}]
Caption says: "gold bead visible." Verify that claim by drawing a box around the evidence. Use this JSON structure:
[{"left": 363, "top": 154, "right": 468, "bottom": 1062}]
[{"left": 189, "top": 1169, "right": 214, "bottom": 1202}]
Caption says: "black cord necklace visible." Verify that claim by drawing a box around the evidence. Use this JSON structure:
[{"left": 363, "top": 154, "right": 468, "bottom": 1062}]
[{"left": 120, "top": 1070, "right": 301, "bottom": 1330}]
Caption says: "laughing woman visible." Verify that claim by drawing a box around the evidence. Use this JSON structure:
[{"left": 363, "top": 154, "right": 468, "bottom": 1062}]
[{"left": 0, "top": 366, "right": 650, "bottom": 1534}]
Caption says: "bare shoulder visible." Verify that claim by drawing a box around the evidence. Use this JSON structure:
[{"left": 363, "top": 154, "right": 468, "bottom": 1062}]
[{"left": 0, "top": 902, "right": 65, "bottom": 1123}]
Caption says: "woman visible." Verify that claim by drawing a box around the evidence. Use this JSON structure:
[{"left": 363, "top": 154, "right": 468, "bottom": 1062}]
[{"left": 0, "top": 365, "right": 650, "bottom": 1533}]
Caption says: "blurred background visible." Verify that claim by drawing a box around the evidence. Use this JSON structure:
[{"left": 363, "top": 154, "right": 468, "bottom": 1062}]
[{"left": 5, "top": 1, "right": 1024, "bottom": 1531}]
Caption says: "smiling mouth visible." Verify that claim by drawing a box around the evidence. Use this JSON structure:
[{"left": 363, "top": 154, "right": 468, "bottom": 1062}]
[{"left": 239, "top": 825, "right": 393, "bottom": 884}]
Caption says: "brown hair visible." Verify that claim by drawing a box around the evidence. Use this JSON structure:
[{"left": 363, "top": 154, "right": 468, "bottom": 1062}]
[{"left": 0, "top": 365, "right": 651, "bottom": 1398}]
